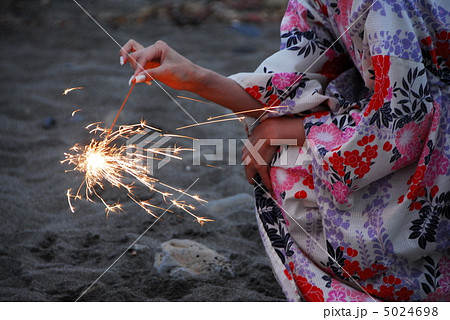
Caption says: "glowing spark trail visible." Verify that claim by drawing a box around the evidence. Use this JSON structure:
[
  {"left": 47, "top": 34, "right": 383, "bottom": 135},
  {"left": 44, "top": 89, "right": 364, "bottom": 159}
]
[
  {"left": 63, "top": 87, "right": 84, "bottom": 95},
  {"left": 177, "top": 117, "right": 246, "bottom": 130},
  {"left": 175, "top": 106, "right": 282, "bottom": 131},
  {"left": 207, "top": 106, "right": 281, "bottom": 120},
  {"left": 71, "top": 109, "right": 83, "bottom": 117},
  {"left": 177, "top": 95, "right": 213, "bottom": 105}
]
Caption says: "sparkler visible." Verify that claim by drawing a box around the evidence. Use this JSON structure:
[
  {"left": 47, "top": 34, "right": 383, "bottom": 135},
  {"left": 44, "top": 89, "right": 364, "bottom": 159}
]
[
  {"left": 62, "top": 88, "right": 282, "bottom": 225},
  {"left": 62, "top": 86, "right": 211, "bottom": 225}
]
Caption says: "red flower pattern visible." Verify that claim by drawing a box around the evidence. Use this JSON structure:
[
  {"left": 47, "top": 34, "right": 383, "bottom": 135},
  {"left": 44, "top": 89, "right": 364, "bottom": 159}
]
[
  {"left": 377, "top": 285, "right": 395, "bottom": 299},
  {"left": 342, "top": 260, "right": 361, "bottom": 278},
  {"left": 383, "top": 275, "right": 402, "bottom": 285},
  {"left": 363, "top": 284, "right": 379, "bottom": 296},
  {"left": 245, "top": 85, "right": 261, "bottom": 100},
  {"left": 357, "top": 134, "right": 375, "bottom": 146},
  {"left": 293, "top": 274, "right": 324, "bottom": 302},
  {"left": 411, "top": 165, "right": 427, "bottom": 185},
  {"left": 435, "top": 31, "right": 450, "bottom": 67},
  {"left": 407, "top": 183, "right": 426, "bottom": 200},
  {"left": 329, "top": 152, "right": 344, "bottom": 172},
  {"left": 383, "top": 141, "right": 393, "bottom": 151},
  {"left": 284, "top": 269, "right": 293, "bottom": 280},
  {"left": 362, "top": 145, "right": 378, "bottom": 160},
  {"left": 371, "top": 263, "right": 387, "bottom": 272},
  {"left": 319, "top": 53, "right": 352, "bottom": 81},
  {"left": 354, "top": 160, "right": 371, "bottom": 178},
  {"left": 302, "top": 174, "right": 315, "bottom": 190},
  {"left": 395, "top": 287, "right": 414, "bottom": 301},
  {"left": 364, "top": 55, "right": 391, "bottom": 116},
  {"left": 267, "top": 94, "right": 281, "bottom": 107},
  {"left": 294, "top": 190, "right": 307, "bottom": 199},
  {"left": 344, "top": 150, "right": 362, "bottom": 168},
  {"left": 430, "top": 185, "right": 439, "bottom": 198},
  {"left": 357, "top": 268, "right": 377, "bottom": 281},
  {"left": 346, "top": 247, "right": 358, "bottom": 257}
]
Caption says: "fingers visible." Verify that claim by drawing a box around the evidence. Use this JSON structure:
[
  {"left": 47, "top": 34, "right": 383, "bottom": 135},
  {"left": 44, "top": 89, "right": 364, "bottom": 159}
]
[
  {"left": 131, "top": 54, "right": 147, "bottom": 76},
  {"left": 119, "top": 39, "right": 164, "bottom": 71},
  {"left": 244, "top": 161, "right": 273, "bottom": 193},
  {"left": 134, "top": 41, "right": 167, "bottom": 74},
  {"left": 241, "top": 146, "right": 273, "bottom": 193},
  {"left": 121, "top": 41, "right": 168, "bottom": 87},
  {"left": 258, "top": 166, "right": 273, "bottom": 193},
  {"left": 130, "top": 55, "right": 167, "bottom": 85},
  {"left": 119, "top": 39, "right": 144, "bottom": 65},
  {"left": 244, "top": 163, "right": 257, "bottom": 185},
  {"left": 241, "top": 148, "right": 254, "bottom": 184},
  {"left": 129, "top": 69, "right": 155, "bottom": 85}
]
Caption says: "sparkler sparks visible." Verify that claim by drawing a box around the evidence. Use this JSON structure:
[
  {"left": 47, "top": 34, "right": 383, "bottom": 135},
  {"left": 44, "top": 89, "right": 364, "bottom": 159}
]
[
  {"left": 62, "top": 121, "right": 212, "bottom": 225},
  {"left": 71, "top": 109, "right": 83, "bottom": 117},
  {"left": 63, "top": 87, "right": 84, "bottom": 95},
  {"left": 63, "top": 83, "right": 211, "bottom": 225}
]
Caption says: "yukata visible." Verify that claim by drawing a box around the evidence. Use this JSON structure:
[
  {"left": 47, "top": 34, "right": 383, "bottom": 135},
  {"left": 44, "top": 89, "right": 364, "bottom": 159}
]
[{"left": 229, "top": 0, "right": 449, "bottom": 301}]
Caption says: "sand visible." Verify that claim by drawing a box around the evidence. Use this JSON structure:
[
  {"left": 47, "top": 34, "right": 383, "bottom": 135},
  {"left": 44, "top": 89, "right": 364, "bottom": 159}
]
[{"left": 0, "top": 0, "right": 287, "bottom": 301}]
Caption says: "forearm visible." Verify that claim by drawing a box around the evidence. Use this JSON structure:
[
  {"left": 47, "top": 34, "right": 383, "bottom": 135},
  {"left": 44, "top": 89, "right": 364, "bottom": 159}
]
[
  {"left": 190, "top": 68, "right": 306, "bottom": 144},
  {"left": 190, "top": 66, "right": 264, "bottom": 117},
  {"left": 248, "top": 117, "right": 306, "bottom": 149}
]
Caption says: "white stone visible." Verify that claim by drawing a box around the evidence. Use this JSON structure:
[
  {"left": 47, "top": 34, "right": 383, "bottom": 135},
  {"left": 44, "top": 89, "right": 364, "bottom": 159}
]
[{"left": 154, "top": 239, "right": 234, "bottom": 278}]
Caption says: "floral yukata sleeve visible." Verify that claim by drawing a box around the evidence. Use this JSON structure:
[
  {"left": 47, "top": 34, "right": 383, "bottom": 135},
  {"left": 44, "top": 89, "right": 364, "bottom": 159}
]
[{"left": 229, "top": 0, "right": 449, "bottom": 302}]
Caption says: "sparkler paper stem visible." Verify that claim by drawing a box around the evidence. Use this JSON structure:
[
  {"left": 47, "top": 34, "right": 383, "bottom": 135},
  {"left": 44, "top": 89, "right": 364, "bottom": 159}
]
[{"left": 109, "top": 83, "right": 135, "bottom": 134}]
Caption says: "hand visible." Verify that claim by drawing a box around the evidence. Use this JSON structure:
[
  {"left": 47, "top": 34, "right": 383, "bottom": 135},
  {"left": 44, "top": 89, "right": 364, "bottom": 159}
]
[
  {"left": 241, "top": 117, "right": 305, "bottom": 192},
  {"left": 119, "top": 40, "right": 200, "bottom": 90},
  {"left": 119, "top": 40, "right": 268, "bottom": 117}
]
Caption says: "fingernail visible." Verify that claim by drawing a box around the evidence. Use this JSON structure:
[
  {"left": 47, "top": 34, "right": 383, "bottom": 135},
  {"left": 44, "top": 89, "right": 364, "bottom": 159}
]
[
  {"left": 120, "top": 56, "right": 124, "bottom": 66},
  {"left": 145, "top": 81, "right": 152, "bottom": 86},
  {"left": 128, "top": 75, "right": 135, "bottom": 86},
  {"left": 135, "top": 74, "right": 146, "bottom": 83}
]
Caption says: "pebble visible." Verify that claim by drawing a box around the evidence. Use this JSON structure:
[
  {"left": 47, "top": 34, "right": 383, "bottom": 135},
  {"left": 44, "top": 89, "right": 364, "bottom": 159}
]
[
  {"left": 127, "top": 243, "right": 149, "bottom": 256},
  {"left": 43, "top": 116, "right": 56, "bottom": 129},
  {"left": 154, "top": 239, "right": 234, "bottom": 278}
]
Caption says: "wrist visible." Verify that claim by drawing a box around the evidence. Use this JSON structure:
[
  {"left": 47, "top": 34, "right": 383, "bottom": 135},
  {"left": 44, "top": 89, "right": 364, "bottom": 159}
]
[
  {"left": 271, "top": 117, "right": 305, "bottom": 146},
  {"left": 187, "top": 65, "right": 213, "bottom": 94}
]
